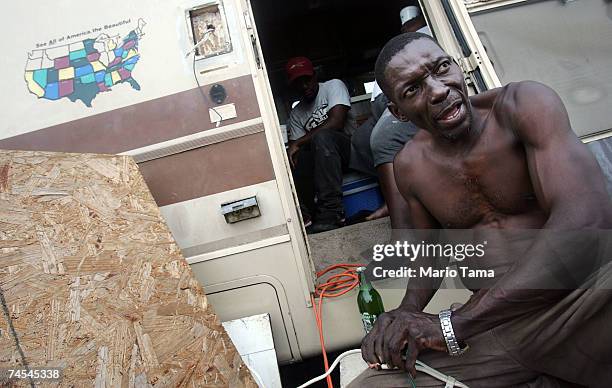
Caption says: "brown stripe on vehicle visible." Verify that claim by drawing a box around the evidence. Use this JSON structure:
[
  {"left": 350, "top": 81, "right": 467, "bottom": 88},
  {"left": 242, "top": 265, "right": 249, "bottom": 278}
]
[
  {"left": 0, "top": 74, "right": 260, "bottom": 154},
  {"left": 139, "top": 132, "right": 275, "bottom": 207}
]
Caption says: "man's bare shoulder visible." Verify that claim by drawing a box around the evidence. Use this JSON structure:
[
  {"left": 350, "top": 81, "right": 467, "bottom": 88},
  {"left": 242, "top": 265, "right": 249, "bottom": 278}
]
[
  {"left": 470, "top": 81, "right": 563, "bottom": 135},
  {"left": 480, "top": 81, "right": 559, "bottom": 116},
  {"left": 393, "top": 130, "right": 431, "bottom": 177},
  {"left": 508, "top": 80, "right": 557, "bottom": 98},
  {"left": 468, "top": 84, "right": 516, "bottom": 118},
  {"left": 469, "top": 86, "right": 504, "bottom": 107},
  {"left": 499, "top": 81, "right": 570, "bottom": 143}
]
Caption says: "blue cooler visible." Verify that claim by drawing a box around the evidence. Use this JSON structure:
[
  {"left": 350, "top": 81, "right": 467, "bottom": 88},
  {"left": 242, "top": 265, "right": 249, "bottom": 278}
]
[{"left": 341, "top": 172, "right": 384, "bottom": 219}]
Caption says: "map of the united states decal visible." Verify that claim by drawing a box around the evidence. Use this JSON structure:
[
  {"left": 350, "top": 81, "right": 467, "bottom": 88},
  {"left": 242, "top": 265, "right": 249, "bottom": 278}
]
[{"left": 24, "top": 19, "right": 146, "bottom": 107}]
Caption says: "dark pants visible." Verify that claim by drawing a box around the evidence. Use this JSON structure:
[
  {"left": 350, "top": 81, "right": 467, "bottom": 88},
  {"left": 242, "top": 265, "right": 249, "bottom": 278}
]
[
  {"left": 292, "top": 130, "right": 351, "bottom": 223},
  {"left": 349, "top": 94, "right": 388, "bottom": 177},
  {"left": 349, "top": 116, "right": 377, "bottom": 177},
  {"left": 349, "top": 286, "right": 612, "bottom": 387}
]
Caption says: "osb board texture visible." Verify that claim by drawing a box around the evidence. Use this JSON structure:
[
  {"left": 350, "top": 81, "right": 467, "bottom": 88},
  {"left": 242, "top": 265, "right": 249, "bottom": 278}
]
[{"left": 0, "top": 150, "right": 256, "bottom": 388}]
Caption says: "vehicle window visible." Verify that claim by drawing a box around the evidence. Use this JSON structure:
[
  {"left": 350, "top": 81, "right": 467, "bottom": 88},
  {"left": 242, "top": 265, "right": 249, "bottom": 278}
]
[{"left": 471, "top": 0, "right": 612, "bottom": 137}]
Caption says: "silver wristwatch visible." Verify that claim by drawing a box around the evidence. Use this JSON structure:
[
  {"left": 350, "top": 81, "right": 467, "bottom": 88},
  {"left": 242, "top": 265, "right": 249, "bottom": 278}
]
[{"left": 438, "top": 309, "right": 468, "bottom": 356}]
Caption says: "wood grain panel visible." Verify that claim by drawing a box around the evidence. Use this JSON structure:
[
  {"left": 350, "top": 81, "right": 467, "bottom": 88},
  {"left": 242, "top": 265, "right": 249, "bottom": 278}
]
[{"left": 0, "top": 150, "right": 256, "bottom": 387}]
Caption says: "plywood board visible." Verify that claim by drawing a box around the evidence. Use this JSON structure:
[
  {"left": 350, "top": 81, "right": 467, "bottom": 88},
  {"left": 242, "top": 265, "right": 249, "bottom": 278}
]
[{"left": 0, "top": 150, "right": 256, "bottom": 387}]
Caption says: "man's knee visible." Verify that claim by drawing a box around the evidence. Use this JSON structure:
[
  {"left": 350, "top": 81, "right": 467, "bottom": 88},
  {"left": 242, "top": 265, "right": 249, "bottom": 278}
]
[{"left": 347, "top": 368, "right": 424, "bottom": 388}]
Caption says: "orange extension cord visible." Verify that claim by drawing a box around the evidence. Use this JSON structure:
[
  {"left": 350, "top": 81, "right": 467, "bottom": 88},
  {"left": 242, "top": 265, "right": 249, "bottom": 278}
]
[{"left": 311, "top": 263, "right": 364, "bottom": 388}]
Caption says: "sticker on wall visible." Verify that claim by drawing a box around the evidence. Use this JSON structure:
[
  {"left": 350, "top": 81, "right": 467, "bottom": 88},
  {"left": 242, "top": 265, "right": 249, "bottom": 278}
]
[{"left": 24, "top": 18, "right": 146, "bottom": 108}]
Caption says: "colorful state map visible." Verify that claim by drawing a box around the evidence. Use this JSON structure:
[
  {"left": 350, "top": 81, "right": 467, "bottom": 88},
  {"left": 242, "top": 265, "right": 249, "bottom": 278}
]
[{"left": 24, "top": 19, "right": 146, "bottom": 107}]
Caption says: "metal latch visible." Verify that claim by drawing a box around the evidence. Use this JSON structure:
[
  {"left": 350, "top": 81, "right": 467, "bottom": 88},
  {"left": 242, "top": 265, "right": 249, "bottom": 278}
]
[
  {"left": 458, "top": 52, "right": 482, "bottom": 74},
  {"left": 220, "top": 196, "right": 260, "bottom": 223}
]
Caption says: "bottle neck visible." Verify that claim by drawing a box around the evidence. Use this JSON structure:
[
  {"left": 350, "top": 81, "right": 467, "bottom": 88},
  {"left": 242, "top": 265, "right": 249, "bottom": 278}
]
[{"left": 358, "top": 270, "right": 372, "bottom": 290}]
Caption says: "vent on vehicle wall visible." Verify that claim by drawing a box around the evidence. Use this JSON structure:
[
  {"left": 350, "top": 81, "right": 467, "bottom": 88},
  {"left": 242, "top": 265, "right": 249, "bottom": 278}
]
[{"left": 221, "top": 196, "right": 261, "bottom": 223}]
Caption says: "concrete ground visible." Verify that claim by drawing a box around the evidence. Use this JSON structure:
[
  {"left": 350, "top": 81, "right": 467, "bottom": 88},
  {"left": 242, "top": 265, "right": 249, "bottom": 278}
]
[
  {"left": 308, "top": 217, "right": 390, "bottom": 272},
  {"left": 279, "top": 348, "right": 353, "bottom": 388}
]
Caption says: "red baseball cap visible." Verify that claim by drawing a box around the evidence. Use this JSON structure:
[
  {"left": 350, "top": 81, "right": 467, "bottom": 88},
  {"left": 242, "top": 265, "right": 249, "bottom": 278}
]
[{"left": 286, "top": 57, "right": 314, "bottom": 84}]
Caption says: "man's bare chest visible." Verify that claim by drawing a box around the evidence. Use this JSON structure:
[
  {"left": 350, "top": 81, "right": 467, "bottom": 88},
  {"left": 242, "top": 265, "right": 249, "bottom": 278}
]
[{"left": 413, "top": 133, "right": 542, "bottom": 228}]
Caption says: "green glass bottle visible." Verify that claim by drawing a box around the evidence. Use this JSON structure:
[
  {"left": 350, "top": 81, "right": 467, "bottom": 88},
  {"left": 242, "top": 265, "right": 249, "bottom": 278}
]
[{"left": 356, "top": 266, "right": 385, "bottom": 334}]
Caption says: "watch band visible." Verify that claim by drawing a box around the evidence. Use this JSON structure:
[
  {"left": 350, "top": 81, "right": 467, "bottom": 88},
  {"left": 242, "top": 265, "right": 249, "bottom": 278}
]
[{"left": 438, "top": 309, "right": 467, "bottom": 356}]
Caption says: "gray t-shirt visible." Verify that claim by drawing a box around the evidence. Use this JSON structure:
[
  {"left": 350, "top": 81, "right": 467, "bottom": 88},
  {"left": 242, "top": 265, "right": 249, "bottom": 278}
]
[
  {"left": 370, "top": 108, "right": 418, "bottom": 167},
  {"left": 369, "top": 25, "right": 431, "bottom": 167},
  {"left": 288, "top": 79, "right": 353, "bottom": 141}
]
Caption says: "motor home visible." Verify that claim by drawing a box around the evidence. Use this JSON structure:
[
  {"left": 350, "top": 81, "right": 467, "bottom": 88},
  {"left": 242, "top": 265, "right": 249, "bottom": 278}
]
[{"left": 2, "top": 0, "right": 611, "bottom": 372}]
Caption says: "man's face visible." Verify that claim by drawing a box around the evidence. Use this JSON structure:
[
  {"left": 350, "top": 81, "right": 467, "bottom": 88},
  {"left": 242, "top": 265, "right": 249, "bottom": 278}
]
[
  {"left": 386, "top": 39, "right": 472, "bottom": 140},
  {"left": 291, "top": 75, "right": 319, "bottom": 103}
]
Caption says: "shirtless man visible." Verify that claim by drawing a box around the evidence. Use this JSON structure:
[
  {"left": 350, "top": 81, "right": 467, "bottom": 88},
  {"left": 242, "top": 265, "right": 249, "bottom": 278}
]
[{"left": 351, "top": 32, "right": 612, "bottom": 387}]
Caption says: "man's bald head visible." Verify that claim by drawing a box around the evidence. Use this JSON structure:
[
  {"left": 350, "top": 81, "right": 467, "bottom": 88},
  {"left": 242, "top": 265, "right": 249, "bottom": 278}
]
[{"left": 375, "top": 32, "right": 440, "bottom": 100}]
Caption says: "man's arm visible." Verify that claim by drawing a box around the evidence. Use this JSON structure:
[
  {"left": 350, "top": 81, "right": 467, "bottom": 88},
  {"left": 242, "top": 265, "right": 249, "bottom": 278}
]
[
  {"left": 293, "top": 104, "right": 349, "bottom": 147},
  {"left": 452, "top": 81, "right": 612, "bottom": 340},
  {"left": 288, "top": 79, "right": 352, "bottom": 165},
  {"left": 393, "top": 148, "right": 445, "bottom": 311},
  {"left": 361, "top": 145, "right": 445, "bottom": 368},
  {"left": 376, "top": 163, "right": 412, "bottom": 229},
  {"left": 288, "top": 104, "right": 349, "bottom": 166},
  {"left": 294, "top": 79, "right": 352, "bottom": 147}
]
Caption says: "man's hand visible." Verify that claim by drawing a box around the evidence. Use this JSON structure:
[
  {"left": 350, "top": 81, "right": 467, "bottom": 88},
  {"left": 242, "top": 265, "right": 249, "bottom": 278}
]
[
  {"left": 361, "top": 310, "right": 400, "bottom": 367},
  {"left": 361, "top": 309, "right": 447, "bottom": 377},
  {"left": 288, "top": 142, "right": 300, "bottom": 168}
]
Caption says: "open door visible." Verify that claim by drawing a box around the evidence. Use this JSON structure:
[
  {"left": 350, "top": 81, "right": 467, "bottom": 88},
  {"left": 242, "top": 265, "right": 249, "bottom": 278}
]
[
  {"left": 419, "top": 0, "right": 501, "bottom": 96},
  {"left": 235, "top": 0, "right": 317, "bottom": 293},
  {"left": 423, "top": 0, "right": 612, "bottom": 143}
]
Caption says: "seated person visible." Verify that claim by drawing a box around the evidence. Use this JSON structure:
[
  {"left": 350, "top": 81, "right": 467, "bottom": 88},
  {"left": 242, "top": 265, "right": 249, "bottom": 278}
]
[
  {"left": 350, "top": 6, "right": 431, "bottom": 227},
  {"left": 286, "top": 57, "right": 354, "bottom": 234},
  {"left": 348, "top": 86, "right": 387, "bottom": 178},
  {"left": 350, "top": 32, "right": 612, "bottom": 387},
  {"left": 368, "top": 96, "right": 418, "bottom": 228}
]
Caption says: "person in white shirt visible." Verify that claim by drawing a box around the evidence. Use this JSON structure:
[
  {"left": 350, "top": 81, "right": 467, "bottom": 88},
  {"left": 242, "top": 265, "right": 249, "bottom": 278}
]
[{"left": 286, "top": 56, "right": 353, "bottom": 233}]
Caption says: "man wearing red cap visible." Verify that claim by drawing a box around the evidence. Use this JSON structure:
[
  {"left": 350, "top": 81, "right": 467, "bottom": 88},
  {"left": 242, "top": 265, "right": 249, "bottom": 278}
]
[{"left": 285, "top": 56, "right": 354, "bottom": 233}]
